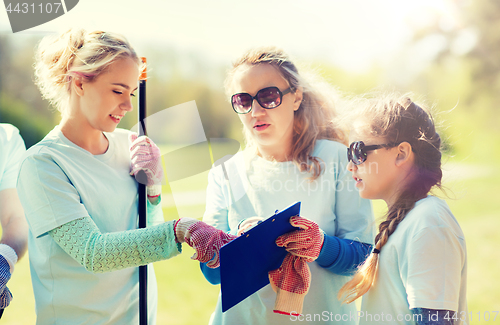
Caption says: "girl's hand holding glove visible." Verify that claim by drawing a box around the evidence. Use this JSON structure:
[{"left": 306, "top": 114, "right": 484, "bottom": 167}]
[{"left": 174, "top": 218, "right": 237, "bottom": 268}]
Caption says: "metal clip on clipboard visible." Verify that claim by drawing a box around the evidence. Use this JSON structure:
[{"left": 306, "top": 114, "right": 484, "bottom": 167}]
[{"left": 219, "top": 201, "right": 301, "bottom": 312}]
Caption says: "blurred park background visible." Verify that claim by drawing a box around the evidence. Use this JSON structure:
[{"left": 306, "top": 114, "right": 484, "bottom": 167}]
[{"left": 1, "top": 0, "right": 499, "bottom": 324}]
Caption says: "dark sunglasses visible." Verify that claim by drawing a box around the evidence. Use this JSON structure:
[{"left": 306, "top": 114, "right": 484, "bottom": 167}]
[
  {"left": 231, "top": 86, "right": 292, "bottom": 114},
  {"left": 347, "top": 141, "right": 398, "bottom": 165}
]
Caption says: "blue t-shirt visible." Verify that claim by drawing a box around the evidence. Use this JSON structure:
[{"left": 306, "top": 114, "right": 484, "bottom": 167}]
[{"left": 17, "top": 126, "right": 163, "bottom": 325}]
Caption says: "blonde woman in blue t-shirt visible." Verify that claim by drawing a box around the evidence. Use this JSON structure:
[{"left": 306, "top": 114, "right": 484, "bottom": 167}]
[
  {"left": 16, "top": 28, "right": 236, "bottom": 325},
  {"left": 201, "top": 47, "right": 374, "bottom": 324}
]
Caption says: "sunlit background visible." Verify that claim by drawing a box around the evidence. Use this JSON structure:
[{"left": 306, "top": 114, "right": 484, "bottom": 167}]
[{"left": 1, "top": 0, "right": 499, "bottom": 324}]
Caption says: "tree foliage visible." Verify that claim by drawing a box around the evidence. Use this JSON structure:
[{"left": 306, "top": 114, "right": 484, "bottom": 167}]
[{"left": 405, "top": 0, "right": 500, "bottom": 161}]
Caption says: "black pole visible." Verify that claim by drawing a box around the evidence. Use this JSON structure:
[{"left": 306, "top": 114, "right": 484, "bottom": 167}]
[{"left": 138, "top": 57, "right": 148, "bottom": 325}]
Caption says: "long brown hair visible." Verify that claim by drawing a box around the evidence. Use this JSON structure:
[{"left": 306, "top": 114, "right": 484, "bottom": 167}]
[
  {"left": 338, "top": 94, "right": 443, "bottom": 303},
  {"left": 225, "top": 46, "right": 346, "bottom": 180}
]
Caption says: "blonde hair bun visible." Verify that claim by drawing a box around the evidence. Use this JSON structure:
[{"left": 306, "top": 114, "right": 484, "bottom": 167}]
[{"left": 34, "top": 28, "right": 141, "bottom": 114}]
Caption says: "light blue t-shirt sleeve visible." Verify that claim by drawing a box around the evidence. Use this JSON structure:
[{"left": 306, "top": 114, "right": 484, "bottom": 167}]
[
  {"left": 405, "top": 223, "right": 465, "bottom": 311},
  {"left": 17, "top": 153, "right": 89, "bottom": 237},
  {"left": 0, "top": 124, "right": 26, "bottom": 191}
]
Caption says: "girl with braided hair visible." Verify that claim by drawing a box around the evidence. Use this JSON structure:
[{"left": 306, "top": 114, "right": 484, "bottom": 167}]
[{"left": 338, "top": 94, "right": 468, "bottom": 324}]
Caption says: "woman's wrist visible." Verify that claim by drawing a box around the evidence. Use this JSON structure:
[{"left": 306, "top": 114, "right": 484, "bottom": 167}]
[
  {"left": 147, "top": 184, "right": 161, "bottom": 197},
  {"left": 147, "top": 184, "right": 161, "bottom": 204}
]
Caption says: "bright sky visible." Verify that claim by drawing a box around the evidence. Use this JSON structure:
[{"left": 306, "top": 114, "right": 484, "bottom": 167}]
[{"left": 0, "top": 0, "right": 463, "bottom": 73}]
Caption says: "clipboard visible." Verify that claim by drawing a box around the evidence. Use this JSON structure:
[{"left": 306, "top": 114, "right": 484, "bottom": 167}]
[{"left": 219, "top": 201, "right": 301, "bottom": 312}]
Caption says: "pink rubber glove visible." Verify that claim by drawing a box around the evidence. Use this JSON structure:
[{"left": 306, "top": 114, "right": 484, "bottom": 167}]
[
  {"left": 174, "top": 218, "right": 237, "bottom": 268},
  {"left": 269, "top": 254, "right": 310, "bottom": 316},
  {"left": 129, "top": 133, "right": 163, "bottom": 186},
  {"left": 276, "top": 216, "right": 324, "bottom": 260}
]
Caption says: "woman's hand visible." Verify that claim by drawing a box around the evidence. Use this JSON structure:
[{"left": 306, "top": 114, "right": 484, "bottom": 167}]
[
  {"left": 129, "top": 133, "right": 163, "bottom": 187},
  {"left": 174, "top": 218, "right": 237, "bottom": 268},
  {"left": 0, "top": 256, "right": 12, "bottom": 309},
  {"left": 276, "top": 216, "right": 324, "bottom": 261},
  {"left": 237, "top": 216, "right": 264, "bottom": 236}
]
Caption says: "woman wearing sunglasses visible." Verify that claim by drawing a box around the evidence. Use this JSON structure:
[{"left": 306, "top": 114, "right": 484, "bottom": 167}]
[
  {"left": 200, "top": 47, "right": 374, "bottom": 324},
  {"left": 16, "top": 28, "right": 236, "bottom": 325},
  {"left": 338, "top": 94, "right": 467, "bottom": 324}
]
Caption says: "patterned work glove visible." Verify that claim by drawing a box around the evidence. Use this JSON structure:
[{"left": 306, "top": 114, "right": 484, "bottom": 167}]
[
  {"left": 129, "top": 133, "right": 164, "bottom": 192},
  {"left": 276, "top": 216, "right": 324, "bottom": 260},
  {"left": 0, "top": 255, "right": 13, "bottom": 309},
  {"left": 269, "top": 216, "right": 324, "bottom": 316},
  {"left": 174, "top": 218, "right": 237, "bottom": 268},
  {"left": 269, "top": 254, "right": 310, "bottom": 316}
]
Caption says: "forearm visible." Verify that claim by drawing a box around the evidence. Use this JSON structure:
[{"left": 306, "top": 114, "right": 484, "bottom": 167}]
[
  {"left": 146, "top": 184, "right": 162, "bottom": 207},
  {"left": 49, "top": 216, "right": 181, "bottom": 273},
  {"left": 0, "top": 216, "right": 28, "bottom": 260},
  {"left": 200, "top": 261, "right": 221, "bottom": 284},
  {"left": 315, "top": 235, "right": 372, "bottom": 275},
  {"left": 0, "top": 189, "right": 28, "bottom": 260},
  {"left": 146, "top": 194, "right": 163, "bottom": 227},
  {"left": 148, "top": 195, "right": 160, "bottom": 206}
]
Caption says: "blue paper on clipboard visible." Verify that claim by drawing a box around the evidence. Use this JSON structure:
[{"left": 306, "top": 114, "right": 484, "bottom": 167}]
[{"left": 219, "top": 202, "right": 301, "bottom": 312}]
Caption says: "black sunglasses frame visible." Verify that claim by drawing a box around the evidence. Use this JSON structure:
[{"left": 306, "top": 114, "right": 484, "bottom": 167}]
[
  {"left": 231, "top": 86, "right": 292, "bottom": 114},
  {"left": 347, "top": 141, "right": 399, "bottom": 165}
]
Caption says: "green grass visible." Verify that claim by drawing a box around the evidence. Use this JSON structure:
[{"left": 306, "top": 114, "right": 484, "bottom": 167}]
[
  {"left": 442, "top": 166, "right": 500, "bottom": 315},
  {"left": 2, "top": 158, "right": 499, "bottom": 324},
  {"left": 153, "top": 247, "right": 220, "bottom": 324}
]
